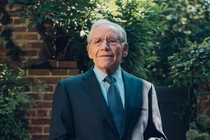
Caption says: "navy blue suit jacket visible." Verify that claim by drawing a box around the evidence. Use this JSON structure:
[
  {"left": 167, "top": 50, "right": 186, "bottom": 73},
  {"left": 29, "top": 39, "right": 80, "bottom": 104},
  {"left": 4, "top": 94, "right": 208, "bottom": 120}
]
[{"left": 49, "top": 68, "right": 167, "bottom": 140}]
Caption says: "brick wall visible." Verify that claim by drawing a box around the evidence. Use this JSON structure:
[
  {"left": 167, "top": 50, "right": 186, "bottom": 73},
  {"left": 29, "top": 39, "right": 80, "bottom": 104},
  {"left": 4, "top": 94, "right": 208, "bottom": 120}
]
[
  {"left": 0, "top": 2, "right": 81, "bottom": 139},
  {"left": 25, "top": 60, "right": 80, "bottom": 140},
  {"left": 0, "top": 3, "right": 44, "bottom": 63}
]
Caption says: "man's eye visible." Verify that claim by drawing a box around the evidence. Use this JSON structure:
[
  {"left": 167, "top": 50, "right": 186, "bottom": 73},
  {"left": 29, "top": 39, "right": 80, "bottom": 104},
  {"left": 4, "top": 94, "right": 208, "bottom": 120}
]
[
  {"left": 93, "top": 39, "right": 102, "bottom": 44},
  {"left": 109, "top": 40, "right": 117, "bottom": 43},
  {"left": 108, "top": 37, "right": 118, "bottom": 42}
]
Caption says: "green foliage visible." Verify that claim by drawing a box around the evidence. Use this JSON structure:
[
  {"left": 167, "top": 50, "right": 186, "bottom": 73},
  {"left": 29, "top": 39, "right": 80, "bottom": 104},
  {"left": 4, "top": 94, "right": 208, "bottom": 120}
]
[
  {"left": 0, "top": 1, "right": 23, "bottom": 61},
  {"left": 186, "top": 114, "right": 210, "bottom": 140},
  {"left": 154, "top": 0, "right": 210, "bottom": 85},
  {"left": 168, "top": 37, "right": 210, "bottom": 130},
  {"left": 168, "top": 37, "right": 210, "bottom": 93},
  {"left": 164, "top": 0, "right": 210, "bottom": 43},
  {"left": 0, "top": 63, "right": 35, "bottom": 140},
  {"left": 113, "top": 0, "right": 170, "bottom": 80}
]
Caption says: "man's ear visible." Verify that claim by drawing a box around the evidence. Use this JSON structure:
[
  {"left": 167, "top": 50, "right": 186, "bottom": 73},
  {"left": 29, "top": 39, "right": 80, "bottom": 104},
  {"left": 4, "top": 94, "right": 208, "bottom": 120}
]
[
  {"left": 86, "top": 45, "right": 93, "bottom": 59},
  {"left": 122, "top": 43, "right": 129, "bottom": 57}
]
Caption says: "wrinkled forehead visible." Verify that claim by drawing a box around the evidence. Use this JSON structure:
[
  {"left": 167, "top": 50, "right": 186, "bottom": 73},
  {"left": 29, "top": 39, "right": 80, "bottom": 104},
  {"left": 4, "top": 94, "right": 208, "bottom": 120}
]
[{"left": 90, "top": 24, "right": 120, "bottom": 39}]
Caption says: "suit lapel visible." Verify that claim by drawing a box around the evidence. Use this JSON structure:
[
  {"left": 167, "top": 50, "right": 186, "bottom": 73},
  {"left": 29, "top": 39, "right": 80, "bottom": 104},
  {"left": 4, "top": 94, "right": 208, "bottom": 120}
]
[
  {"left": 81, "top": 69, "right": 119, "bottom": 134},
  {"left": 121, "top": 71, "right": 138, "bottom": 137}
]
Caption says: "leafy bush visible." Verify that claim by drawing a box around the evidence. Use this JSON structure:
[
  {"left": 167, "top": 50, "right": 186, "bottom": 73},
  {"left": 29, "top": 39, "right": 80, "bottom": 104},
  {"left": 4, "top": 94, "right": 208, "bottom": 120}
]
[
  {"left": 186, "top": 114, "right": 210, "bottom": 140},
  {"left": 168, "top": 37, "right": 210, "bottom": 93},
  {"left": 0, "top": 64, "right": 35, "bottom": 140},
  {"left": 153, "top": 0, "right": 210, "bottom": 85},
  {"left": 168, "top": 37, "right": 210, "bottom": 139}
]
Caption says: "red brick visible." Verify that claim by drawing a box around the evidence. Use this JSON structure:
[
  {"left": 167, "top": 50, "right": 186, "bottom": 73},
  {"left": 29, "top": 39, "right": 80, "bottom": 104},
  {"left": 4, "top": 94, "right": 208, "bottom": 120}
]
[
  {"left": 14, "top": 34, "right": 24, "bottom": 40},
  {"left": 28, "top": 69, "right": 50, "bottom": 75},
  {"left": 31, "top": 118, "right": 51, "bottom": 125},
  {"left": 15, "top": 34, "right": 38, "bottom": 40},
  {"left": 13, "top": 18, "right": 26, "bottom": 24},
  {"left": 16, "top": 41, "right": 27, "bottom": 48},
  {"left": 0, "top": 48, "right": 9, "bottom": 56},
  {"left": 69, "top": 69, "right": 80, "bottom": 75},
  {"left": 24, "top": 77, "right": 35, "bottom": 83},
  {"left": 43, "top": 93, "right": 53, "bottom": 100},
  {"left": 51, "top": 69, "right": 69, "bottom": 75},
  {"left": 31, "top": 135, "right": 49, "bottom": 140},
  {"left": 44, "top": 126, "right": 50, "bottom": 133},
  {"left": 29, "top": 126, "right": 42, "bottom": 133},
  {"left": 22, "top": 50, "right": 38, "bottom": 57},
  {"left": 58, "top": 61, "right": 77, "bottom": 68},
  {"left": 31, "top": 84, "right": 54, "bottom": 92},
  {"left": 37, "top": 109, "right": 48, "bottom": 117},
  {"left": 49, "top": 110, "right": 52, "bottom": 116},
  {"left": 38, "top": 77, "right": 62, "bottom": 84},
  {"left": 27, "top": 42, "right": 45, "bottom": 49},
  {"left": 36, "top": 101, "right": 52, "bottom": 108},
  {"left": 28, "top": 27, "right": 38, "bottom": 32},
  {"left": 30, "top": 93, "right": 43, "bottom": 100},
  {"left": 12, "top": 27, "right": 27, "bottom": 32},
  {"left": 25, "top": 110, "right": 36, "bottom": 117}
]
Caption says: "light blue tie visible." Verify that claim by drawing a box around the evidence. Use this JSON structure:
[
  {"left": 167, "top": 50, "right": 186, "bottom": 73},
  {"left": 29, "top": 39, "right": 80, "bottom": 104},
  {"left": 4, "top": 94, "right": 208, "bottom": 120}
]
[{"left": 105, "top": 76, "right": 124, "bottom": 133}]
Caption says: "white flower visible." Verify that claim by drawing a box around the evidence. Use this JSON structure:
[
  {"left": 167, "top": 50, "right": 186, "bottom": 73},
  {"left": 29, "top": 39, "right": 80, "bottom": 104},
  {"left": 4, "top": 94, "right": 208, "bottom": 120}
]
[{"left": 80, "top": 30, "right": 86, "bottom": 37}]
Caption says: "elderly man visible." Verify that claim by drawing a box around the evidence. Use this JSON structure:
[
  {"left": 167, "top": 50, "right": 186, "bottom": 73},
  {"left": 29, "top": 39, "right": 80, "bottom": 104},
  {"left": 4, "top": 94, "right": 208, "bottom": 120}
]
[{"left": 49, "top": 19, "right": 167, "bottom": 140}]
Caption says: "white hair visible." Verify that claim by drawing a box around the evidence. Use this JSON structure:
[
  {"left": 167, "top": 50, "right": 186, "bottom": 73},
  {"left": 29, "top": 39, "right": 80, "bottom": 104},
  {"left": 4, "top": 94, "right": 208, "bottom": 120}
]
[{"left": 87, "top": 19, "right": 127, "bottom": 44}]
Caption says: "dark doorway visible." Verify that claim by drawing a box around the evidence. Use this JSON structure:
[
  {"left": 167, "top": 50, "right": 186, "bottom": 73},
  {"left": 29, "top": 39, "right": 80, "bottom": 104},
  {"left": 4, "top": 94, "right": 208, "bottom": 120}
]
[{"left": 156, "top": 86, "right": 191, "bottom": 140}]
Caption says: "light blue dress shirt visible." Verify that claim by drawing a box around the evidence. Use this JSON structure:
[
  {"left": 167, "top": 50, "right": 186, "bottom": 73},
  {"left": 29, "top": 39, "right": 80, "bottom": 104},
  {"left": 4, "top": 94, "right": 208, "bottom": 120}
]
[{"left": 93, "top": 66, "right": 125, "bottom": 108}]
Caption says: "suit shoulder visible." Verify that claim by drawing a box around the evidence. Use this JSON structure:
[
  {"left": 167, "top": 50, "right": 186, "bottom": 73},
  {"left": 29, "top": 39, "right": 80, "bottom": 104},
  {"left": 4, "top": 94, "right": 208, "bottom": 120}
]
[{"left": 123, "top": 71, "right": 152, "bottom": 87}]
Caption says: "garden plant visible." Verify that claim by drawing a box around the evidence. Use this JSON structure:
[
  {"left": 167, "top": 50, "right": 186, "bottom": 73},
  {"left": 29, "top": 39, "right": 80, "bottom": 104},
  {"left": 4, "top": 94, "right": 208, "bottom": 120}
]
[
  {"left": 169, "top": 37, "right": 210, "bottom": 140},
  {"left": 0, "top": 64, "right": 35, "bottom": 140}
]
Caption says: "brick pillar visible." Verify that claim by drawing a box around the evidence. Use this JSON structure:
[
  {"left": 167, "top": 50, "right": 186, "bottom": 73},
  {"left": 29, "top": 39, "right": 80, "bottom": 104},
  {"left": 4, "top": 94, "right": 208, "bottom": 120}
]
[{"left": 24, "top": 60, "right": 80, "bottom": 140}]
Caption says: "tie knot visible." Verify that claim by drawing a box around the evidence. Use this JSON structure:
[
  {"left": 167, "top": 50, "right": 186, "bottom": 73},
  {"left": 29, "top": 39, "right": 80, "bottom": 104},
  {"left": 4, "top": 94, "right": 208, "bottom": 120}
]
[{"left": 104, "top": 76, "right": 115, "bottom": 84}]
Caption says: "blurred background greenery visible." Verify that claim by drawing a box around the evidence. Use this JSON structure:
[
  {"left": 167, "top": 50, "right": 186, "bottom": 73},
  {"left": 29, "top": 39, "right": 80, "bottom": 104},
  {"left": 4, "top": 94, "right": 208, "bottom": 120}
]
[{"left": 2, "top": 0, "right": 210, "bottom": 86}]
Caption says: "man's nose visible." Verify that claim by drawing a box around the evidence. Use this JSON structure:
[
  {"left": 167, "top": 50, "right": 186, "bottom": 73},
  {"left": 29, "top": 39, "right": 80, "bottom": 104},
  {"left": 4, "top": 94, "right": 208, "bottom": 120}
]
[{"left": 101, "top": 39, "right": 110, "bottom": 49}]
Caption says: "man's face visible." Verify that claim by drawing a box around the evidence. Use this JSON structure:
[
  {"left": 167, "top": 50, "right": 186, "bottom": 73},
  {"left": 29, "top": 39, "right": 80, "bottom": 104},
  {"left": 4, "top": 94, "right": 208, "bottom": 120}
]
[{"left": 87, "top": 24, "right": 128, "bottom": 74}]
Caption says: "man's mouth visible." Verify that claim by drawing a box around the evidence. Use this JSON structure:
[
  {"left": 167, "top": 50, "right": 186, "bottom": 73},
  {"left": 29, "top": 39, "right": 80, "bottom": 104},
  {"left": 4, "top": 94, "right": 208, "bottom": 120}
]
[{"left": 99, "top": 55, "right": 113, "bottom": 57}]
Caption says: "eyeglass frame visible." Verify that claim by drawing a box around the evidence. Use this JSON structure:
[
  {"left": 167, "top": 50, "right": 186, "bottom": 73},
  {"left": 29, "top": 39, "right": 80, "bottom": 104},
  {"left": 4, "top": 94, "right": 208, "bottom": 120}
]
[{"left": 89, "top": 36, "right": 124, "bottom": 47}]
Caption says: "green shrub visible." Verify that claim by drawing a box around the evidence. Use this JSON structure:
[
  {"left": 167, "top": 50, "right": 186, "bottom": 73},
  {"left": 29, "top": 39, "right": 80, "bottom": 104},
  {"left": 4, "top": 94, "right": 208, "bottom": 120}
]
[
  {"left": 168, "top": 37, "right": 210, "bottom": 93},
  {"left": 168, "top": 36, "right": 210, "bottom": 115},
  {"left": 0, "top": 64, "right": 35, "bottom": 140},
  {"left": 150, "top": 0, "right": 210, "bottom": 85},
  {"left": 168, "top": 37, "right": 210, "bottom": 140},
  {"left": 186, "top": 114, "right": 210, "bottom": 140}
]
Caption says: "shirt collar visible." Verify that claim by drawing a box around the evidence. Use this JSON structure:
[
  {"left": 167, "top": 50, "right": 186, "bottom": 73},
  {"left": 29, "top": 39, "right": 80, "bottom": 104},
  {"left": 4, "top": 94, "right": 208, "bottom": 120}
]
[{"left": 93, "top": 66, "right": 123, "bottom": 83}]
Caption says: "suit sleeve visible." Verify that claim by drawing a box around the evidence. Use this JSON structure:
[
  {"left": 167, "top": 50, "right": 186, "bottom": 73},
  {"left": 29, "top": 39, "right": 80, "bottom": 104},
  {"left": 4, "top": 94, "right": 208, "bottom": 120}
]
[
  {"left": 49, "top": 81, "right": 77, "bottom": 140},
  {"left": 144, "top": 84, "right": 168, "bottom": 140}
]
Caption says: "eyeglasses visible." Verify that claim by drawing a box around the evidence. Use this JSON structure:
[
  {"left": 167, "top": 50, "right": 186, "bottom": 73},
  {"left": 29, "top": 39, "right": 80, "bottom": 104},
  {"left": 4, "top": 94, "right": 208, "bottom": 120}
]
[{"left": 90, "top": 37, "right": 121, "bottom": 47}]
